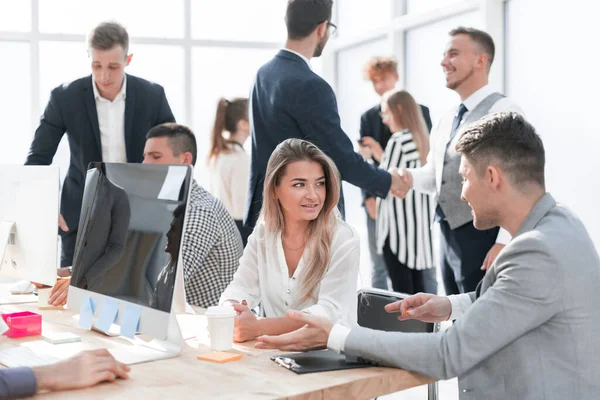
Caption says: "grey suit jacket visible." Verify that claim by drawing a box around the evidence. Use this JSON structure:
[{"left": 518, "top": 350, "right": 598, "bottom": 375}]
[{"left": 344, "top": 193, "right": 600, "bottom": 399}]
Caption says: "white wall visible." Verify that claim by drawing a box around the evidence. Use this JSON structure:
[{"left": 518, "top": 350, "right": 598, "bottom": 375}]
[{"left": 505, "top": 0, "right": 600, "bottom": 250}]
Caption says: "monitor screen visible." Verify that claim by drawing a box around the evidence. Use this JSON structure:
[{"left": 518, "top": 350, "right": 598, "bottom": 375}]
[
  {"left": 71, "top": 162, "right": 192, "bottom": 313},
  {"left": 0, "top": 166, "right": 59, "bottom": 286}
]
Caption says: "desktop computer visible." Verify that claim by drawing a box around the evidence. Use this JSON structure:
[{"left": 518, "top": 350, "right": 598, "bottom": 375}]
[
  {"left": 67, "top": 162, "right": 193, "bottom": 364},
  {"left": 0, "top": 165, "right": 59, "bottom": 288}
]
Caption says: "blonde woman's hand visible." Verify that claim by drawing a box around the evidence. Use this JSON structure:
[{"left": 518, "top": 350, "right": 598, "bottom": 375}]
[{"left": 232, "top": 302, "right": 260, "bottom": 342}]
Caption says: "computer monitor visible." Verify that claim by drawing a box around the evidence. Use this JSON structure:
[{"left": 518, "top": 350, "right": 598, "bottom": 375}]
[
  {"left": 67, "top": 162, "right": 192, "bottom": 348},
  {"left": 0, "top": 166, "right": 59, "bottom": 287}
]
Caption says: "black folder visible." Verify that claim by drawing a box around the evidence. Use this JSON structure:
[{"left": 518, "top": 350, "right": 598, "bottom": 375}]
[{"left": 270, "top": 350, "right": 373, "bottom": 374}]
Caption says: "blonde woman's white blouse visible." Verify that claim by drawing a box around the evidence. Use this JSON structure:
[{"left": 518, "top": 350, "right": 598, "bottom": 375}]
[{"left": 219, "top": 219, "right": 360, "bottom": 326}]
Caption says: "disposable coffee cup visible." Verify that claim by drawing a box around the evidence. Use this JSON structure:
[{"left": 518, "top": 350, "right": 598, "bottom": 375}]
[{"left": 205, "top": 305, "right": 237, "bottom": 351}]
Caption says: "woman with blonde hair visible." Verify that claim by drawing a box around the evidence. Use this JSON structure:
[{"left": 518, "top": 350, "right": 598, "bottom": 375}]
[
  {"left": 219, "top": 139, "right": 360, "bottom": 343},
  {"left": 377, "top": 89, "right": 434, "bottom": 294},
  {"left": 207, "top": 97, "right": 251, "bottom": 246}
]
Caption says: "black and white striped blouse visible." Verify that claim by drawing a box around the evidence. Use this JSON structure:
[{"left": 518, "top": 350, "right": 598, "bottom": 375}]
[{"left": 376, "top": 130, "right": 434, "bottom": 270}]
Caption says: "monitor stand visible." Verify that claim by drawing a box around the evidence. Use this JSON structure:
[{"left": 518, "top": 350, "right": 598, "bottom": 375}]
[
  {"left": 107, "top": 310, "right": 184, "bottom": 365},
  {"left": 99, "top": 258, "right": 187, "bottom": 365}
]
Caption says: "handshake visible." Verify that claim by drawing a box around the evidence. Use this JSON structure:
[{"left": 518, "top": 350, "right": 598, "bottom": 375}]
[{"left": 389, "top": 167, "right": 413, "bottom": 198}]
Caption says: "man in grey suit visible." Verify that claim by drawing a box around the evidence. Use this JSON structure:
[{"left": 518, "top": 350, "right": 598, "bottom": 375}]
[{"left": 256, "top": 112, "right": 600, "bottom": 399}]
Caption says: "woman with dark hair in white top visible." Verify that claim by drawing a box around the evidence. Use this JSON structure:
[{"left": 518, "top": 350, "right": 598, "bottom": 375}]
[
  {"left": 377, "top": 89, "right": 434, "bottom": 294},
  {"left": 208, "top": 97, "right": 252, "bottom": 246}
]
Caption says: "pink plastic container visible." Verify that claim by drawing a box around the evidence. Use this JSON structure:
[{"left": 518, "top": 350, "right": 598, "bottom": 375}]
[{"left": 2, "top": 311, "right": 42, "bottom": 338}]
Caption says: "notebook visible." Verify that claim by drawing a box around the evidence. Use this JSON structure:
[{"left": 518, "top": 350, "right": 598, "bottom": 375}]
[{"left": 270, "top": 349, "right": 372, "bottom": 374}]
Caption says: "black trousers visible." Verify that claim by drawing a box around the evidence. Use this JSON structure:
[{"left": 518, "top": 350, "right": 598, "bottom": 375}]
[
  {"left": 59, "top": 228, "right": 78, "bottom": 267},
  {"left": 381, "top": 238, "right": 425, "bottom": 295},
  {"left": 439, "top": 219, "right": 498, "bottom": 295}
]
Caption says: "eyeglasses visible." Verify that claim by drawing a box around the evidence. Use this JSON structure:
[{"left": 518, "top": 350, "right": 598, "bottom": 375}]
[
  {"left": 319, "top": 20, "right": 337, "bottom": 35},
  {"left": 327, "top": 22, "right": 337, "bottom": 35}
]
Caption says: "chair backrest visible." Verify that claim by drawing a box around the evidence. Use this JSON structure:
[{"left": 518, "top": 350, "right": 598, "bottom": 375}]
[{"left": 357, "top": 288, "right": 437, "bottom": 333}]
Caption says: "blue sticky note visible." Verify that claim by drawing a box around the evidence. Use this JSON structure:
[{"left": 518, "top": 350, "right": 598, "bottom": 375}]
[
  {"left": 95, "top": 297, "right": 119, "bottom": 333},
  {"left": 78, "top": 296, "right": 96, "bottom": 330},
  {"left": 120, "top": 303, "right": 141, "bottom": 339}
]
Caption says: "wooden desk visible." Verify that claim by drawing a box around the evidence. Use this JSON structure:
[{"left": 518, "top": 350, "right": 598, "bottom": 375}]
[{"left": 0, "top": 300, "right": 433, "bottom": 399}]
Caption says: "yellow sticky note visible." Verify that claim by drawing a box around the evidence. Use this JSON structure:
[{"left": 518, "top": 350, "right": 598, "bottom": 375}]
[{"left": 197, "top": 351, "right": 243, "bottom": 363}]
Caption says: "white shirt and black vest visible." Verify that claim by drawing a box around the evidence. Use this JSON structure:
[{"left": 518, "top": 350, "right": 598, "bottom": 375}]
[
  {"left": 410, "top": 85, "right": 524, "bottom": 243},
  {"left": 376, "top": 130, "right": 434, "bottom": 270}
]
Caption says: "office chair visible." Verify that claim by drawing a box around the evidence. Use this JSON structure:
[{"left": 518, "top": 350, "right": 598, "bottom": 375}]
[{"left": 357, "top": 288, "right": 439, "bottom": 400}]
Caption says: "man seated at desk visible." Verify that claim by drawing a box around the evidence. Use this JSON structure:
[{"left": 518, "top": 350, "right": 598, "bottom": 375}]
[
  {"left": 48, "top": 123, "right": 243, "bottom": 309},
  {"left": 256, "top": 113, "right": 600, "bottom": 399}
]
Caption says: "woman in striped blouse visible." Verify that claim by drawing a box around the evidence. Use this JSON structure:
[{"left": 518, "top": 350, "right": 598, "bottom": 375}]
[{"left": 376, "top": 89, "right": 434, "bottom": 294}]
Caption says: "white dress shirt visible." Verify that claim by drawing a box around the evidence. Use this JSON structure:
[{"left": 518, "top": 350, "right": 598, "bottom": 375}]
[
  {"left": 447, "top": 293, "right": 473, "bottom": 320},
  {"left": 92, "top": 75, "right": 128, "bottom": 163},
  {"left": 219, "top": 218, "right": 360, "bottom": 326},
  {"left": 327, "top": 293, "right": 474, "bottom": 354},
  {"left": 281, "top": 48, "right": 312, "bottom": 69},
  {"left": 208, "top": 143, "right": 250, "bottom": 220},
  {"left": 410, "top": 84, "right": 524, "bottom": 244}
]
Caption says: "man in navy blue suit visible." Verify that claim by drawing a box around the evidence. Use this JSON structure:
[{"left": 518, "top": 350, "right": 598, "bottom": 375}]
[
  {"left": 26, "top": 22, "right": 175, "bottom": 267},
  {"left": 245, "top": 0, "right": 405, "bottom": 228}
]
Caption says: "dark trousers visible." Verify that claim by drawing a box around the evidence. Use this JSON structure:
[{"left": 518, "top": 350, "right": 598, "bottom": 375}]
[
  {"left": 381, "top": 238, "right": 425, "bottom": 295},
  {"left": 234, "top": 220, "right": 252, "bottom": 248},
  {"left": 366, "top": 211, "right": 389, "bottom": 290},
  {"left": 59, "top": 228, "right": 78, "bottom": 267},
  {"left": 439, "top": 219, "right": 498, "bottom": 295}
]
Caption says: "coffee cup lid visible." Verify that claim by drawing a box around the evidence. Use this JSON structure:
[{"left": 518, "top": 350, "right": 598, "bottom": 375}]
[{"left": 205, "top": 305, "right": 236, "bottom": 318}]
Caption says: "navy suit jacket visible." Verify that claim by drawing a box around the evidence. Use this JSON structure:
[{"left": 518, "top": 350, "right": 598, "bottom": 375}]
[
  {"left": 245, "top": 50, "right": 391, "bottom": 228},
  {"left": 359, "top": 103, "right": 432, "bottom": 202},
  {"left": 26, "top": 74, "right": 175, "bottom": 232}
]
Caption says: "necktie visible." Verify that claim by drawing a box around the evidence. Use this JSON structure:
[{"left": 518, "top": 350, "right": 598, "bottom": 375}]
[{"left": 449, "top": 103, "right": 468, "bottom": 140}]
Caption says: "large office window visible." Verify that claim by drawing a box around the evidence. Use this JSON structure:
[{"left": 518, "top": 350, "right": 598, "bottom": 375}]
[
  {"left": 0, "top": 43, "right": 31, "bottom": 164},
  {"left": 406, "top": 0, "right": 465, "bottom": 14},
  {"left": 0, "top": 0, "right": 30, "bottom": 32},
  {"left": 126, "top": 44, "right": 186, "bottom": 125},
  {"left": 39, "top": 0, "right": 185, "bottom": 38},
  {"left": 191, "top": 0, "right": 286, "bottom": 42}
]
